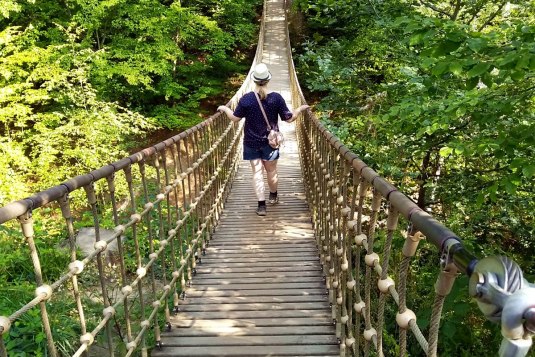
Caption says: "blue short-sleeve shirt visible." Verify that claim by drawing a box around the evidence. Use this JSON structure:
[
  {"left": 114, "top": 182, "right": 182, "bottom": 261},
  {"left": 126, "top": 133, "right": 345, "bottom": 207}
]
[{"left": 233, "top": 91, "right": 292, "bottom": 149}]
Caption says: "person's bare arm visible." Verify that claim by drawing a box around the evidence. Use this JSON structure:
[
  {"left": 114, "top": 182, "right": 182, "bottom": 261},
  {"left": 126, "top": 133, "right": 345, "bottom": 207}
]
[
  {"left": 286, "top": 105, "right": 310, "bottom": 123},
  {"left": 217, "top": 105, "right": 242, "bottom": 122}
]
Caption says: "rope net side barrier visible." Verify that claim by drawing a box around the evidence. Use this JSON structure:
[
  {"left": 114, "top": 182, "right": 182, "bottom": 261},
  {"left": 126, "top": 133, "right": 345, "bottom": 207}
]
[
  {"left": 0, "top": 114, "right": 242, "bottom": 357},
  {"left": 282, "top": 2, "right": 534, "bottom": 356}
]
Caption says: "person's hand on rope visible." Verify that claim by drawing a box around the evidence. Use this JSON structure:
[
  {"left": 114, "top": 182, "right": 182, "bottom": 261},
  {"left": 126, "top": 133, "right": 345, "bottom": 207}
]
[
  {"left": 218, "top": 105, "right": 242, "bottom": 122},
  {"left": 298, "top": 105, "right": 310, "bottom": 113},
  {"left": 287, "top": 104, "right": 310, "bottom": 123}
]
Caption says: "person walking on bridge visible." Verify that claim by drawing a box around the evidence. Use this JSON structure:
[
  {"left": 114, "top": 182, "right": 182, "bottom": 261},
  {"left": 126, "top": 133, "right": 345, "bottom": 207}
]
[{"left": 218, "top": 63, "right": 309, "bottom": 216}]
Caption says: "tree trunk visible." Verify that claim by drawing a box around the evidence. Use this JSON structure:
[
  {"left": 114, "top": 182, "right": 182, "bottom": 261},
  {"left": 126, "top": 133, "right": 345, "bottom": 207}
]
[{"left": 417, "top": 150, "right": 432, "bottom": 209}]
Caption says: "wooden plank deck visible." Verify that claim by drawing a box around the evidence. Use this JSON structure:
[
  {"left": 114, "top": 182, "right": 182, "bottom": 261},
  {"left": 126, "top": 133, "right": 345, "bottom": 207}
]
[{"left": 152, "top": 0, "right": 337, "bottom": 355}]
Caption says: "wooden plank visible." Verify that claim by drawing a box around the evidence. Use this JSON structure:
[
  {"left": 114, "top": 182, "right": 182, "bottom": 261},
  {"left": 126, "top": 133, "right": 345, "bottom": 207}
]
[
  {"left": 188, "top": 282, "right": 326, "bottom": 291},
  {"left": 160, "top": 334, "right": 338, "bottom": 346},
  {"left": 152, "top": 345, "right": 338, "bottom": 356},
  {"left": 199, "top": 255, "right": 320, "bottom": 262},
  {"left": 177, "top": 302, "right": 330, "bottom": 312},
  {"left": 194, "top": 266, "right": 322, "bottom": 274},
  {"left": 205, "top": 246, "right": 317, "bottom": 252},
  {"left": 200, "top": 252, "right": 319, "bottom": 260},
  {"left": 192, "top": 261, "right": 321, "bottom": 268},
  {"left": 178, "top": 295, "right": 329, "bottom": 305},
  {"left": 169, "top": 317, "right": 335, "bottom": 328},
  {"left": 174, "top": 309, "right": 330, "bottom": 320},
  {"left": 194, "top": 271, "right": 323, "bottom": 278},
  {"left": 164, "top": 325, "right": 335, "bottom": 337},
  {"left": 208, "top": 241, "right": 316, "bottom": 246},
  {"left": 183, "top": 288, "right": 328, "bottom": 297},
  {"left": 210, "top": 235, "right": 315, "bottom": 241},
  {"left": 192, "top": 277, "right": 323, "bottom": 285},
  {"left": 204, "top": 248, "right": 318, "bottom": 255},
  {"left": 214, "top": 224, "right": 314, "bottom": 231}
]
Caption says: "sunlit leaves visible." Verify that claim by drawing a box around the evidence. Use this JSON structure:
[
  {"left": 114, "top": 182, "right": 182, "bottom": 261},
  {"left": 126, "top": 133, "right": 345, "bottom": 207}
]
[
  {"left": 467, "top": 62, "right": 491, "bottom": 77},
  {"left": 295, "top": 0, "right": 534, "bottom": 303},
  {"left": 0, "top": 0, "right": 261, "bottom": 208}
]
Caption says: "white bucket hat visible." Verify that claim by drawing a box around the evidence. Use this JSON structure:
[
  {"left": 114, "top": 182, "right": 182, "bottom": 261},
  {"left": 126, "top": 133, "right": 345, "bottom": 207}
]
[{"left": 252, "top": 63, "right": 272, "bottom": 82}]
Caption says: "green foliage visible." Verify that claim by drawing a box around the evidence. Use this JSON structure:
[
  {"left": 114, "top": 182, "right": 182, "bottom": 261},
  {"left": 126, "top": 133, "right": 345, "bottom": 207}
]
[
  {"left": 0, "top": 213, "right": 71, "bottom": 284},
  {"left": 0, "top": 25, "right": 154, "bottom": 204},
  {"left": 84, "top": 0, "right": 259, "bottom": 130},
  {"left": 0, "top": 213, "right": 82, "bottom": 356},
  {"left": 294, "top": 0, "right": 534, "bottom": 354},
  {"left": 0, "top": 288, "right": 81, "bottom": 356},
  {"left": 0, "top": 0, "right": 261, "bottom": 206}
]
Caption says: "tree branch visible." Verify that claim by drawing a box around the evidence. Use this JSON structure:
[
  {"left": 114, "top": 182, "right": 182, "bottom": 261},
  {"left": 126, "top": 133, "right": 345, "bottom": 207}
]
[
  {"left": 450, "top": 0, "right": 463, "bottom": 20},
  {"left": 466, "top": 1, "right": 486, "bottom": 25},
  {"left": 478, "top": 1, "right": 507, "bottom": 31},
  {"left": 418, "top": 0, "right": 452, "bottom": 18}
]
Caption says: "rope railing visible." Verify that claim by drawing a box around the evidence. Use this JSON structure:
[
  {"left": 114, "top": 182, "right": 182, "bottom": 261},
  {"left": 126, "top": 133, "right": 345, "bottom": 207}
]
[
  {"left": 283, "top": 2, "right": 535, "bottom": 356},
  {"left": 0, "top": 115, "right": 242, "bottom": 357},
  {"left": 0, "top": 2, "right": 268, "bottom": 356}
]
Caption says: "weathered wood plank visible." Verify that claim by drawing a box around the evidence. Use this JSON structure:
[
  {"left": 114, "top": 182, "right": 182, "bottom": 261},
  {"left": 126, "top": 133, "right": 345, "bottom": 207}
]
[
  {"left": 177, "top": 301, "right": 330, "bottom": 312},
  {"left": 192, "top": 276, "right": 323, "bottom": 284},
  {"left": 169, "top": 317, "right": 335, "bottom": 329},
  {"left": 210, "top": 235, "right": 315, "bottom": 241},
  {"left": 152, "top": 345, "right": 339, "bottom": 356},
  {"left": 198, "top": 257, "right": 320, "bottom": 264},
  {"left": 192, "top": 261, "right": 321, "bottom": 268},
  {"left": 187, "top": 282, "right": 326, "bottom": 291},
  {"left": 174, "top": 309, "right": 330, "bottom": 320},
  {"left": 194, "top": 266, "right": 322, "bottom": 274},
  {"left": 160, "top": 334, "right": 338, "bottom": 346},
  {"left": 194, "top": 271, "right": 323, "bottom": 279},
  {"left": 165, "top": 325, "right": 335, "bottom": 337},
  {"left": 183, "top": 288, "right": 328, "bottom": 298},
  {"left": 177, "top": 295, "right": 328, "bottom": 305}
]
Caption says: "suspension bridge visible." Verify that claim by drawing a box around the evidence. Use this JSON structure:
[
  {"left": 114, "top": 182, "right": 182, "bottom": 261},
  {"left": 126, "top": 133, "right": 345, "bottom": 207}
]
[{"left": 0, "top": 0, "right": 533, "bottom": 356}]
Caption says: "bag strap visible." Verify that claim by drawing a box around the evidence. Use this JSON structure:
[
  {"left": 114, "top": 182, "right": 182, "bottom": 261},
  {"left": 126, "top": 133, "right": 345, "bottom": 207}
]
[{"left": 254, "top": 92, "right": 272, "bottom": 131}]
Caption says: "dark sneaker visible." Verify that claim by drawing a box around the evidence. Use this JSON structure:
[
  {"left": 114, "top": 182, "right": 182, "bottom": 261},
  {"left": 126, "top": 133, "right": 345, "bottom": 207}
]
[
  {"left": 256, "top": 205, "right": 267, "bottom": 216},
  {"left": 268, "top": 193, "right": 279, "bottom": 205}
]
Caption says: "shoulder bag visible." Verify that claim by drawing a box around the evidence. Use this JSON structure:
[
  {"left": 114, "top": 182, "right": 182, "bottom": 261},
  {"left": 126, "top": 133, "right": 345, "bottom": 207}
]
[{"left": 254, "top": 92, "right": 284, "bottom": 149}]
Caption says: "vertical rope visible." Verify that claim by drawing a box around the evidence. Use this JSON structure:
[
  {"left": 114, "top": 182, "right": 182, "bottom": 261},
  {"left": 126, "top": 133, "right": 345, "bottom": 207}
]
[
  {"left": 18, "top": 212, "right": 58, "bottom": 357},
  {"left": 105, "top": 172, "right": 132, "bottom": 351},
  {"left": 345, "top": 170, "right": 359, "bottom": 356},
  {"left": 326, "top": 149, "right": 338, "bottom": 329},
  {"left": 177, "top": 139, "right": 188, "bottom": 300},
  {"left": 170, "top": 142, "right": 182, "bottom": 314},
  {"left": 83, "top": 183, "right": 114, "bottom": 357},
  {"left": 338, "top": 162, "right": 351, "bottom": 355},
  {"left": 123, "top": 165, "right": 136, "bottom": 344},
  {"left": 184, "top": 137, "right": 194, "bottom": 287},
  {"left": 376, "top": 206, "right": 399, "bottom": 356},
  {"left": 59, "top": 193, "right": 88, "bottom": 356},
  {"left": 428, "top": 268, "right": 458, "bottom": 356},
  {"left": 398, "top": 256, "right": 411, "bottom": 357},
  {"left": 332, "top": 154, "right": 341, "bottom": 340},
  {"left": 152, "top": 155, "right": 166, "bottom": 335},
  {"left": 354, "top": 177, "right": 368, "bottom": 357},
  {"left": 428, "top": 294, "right": 445, "bottom": 356}
]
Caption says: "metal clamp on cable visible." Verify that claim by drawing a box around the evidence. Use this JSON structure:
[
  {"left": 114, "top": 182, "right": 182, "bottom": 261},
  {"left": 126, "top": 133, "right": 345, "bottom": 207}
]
[
  {"left": 468, "top": 256, "right": 535, "bottom": 357},
  {"left": 440, "top": 238, "right": 477, "bottom": 276}
]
